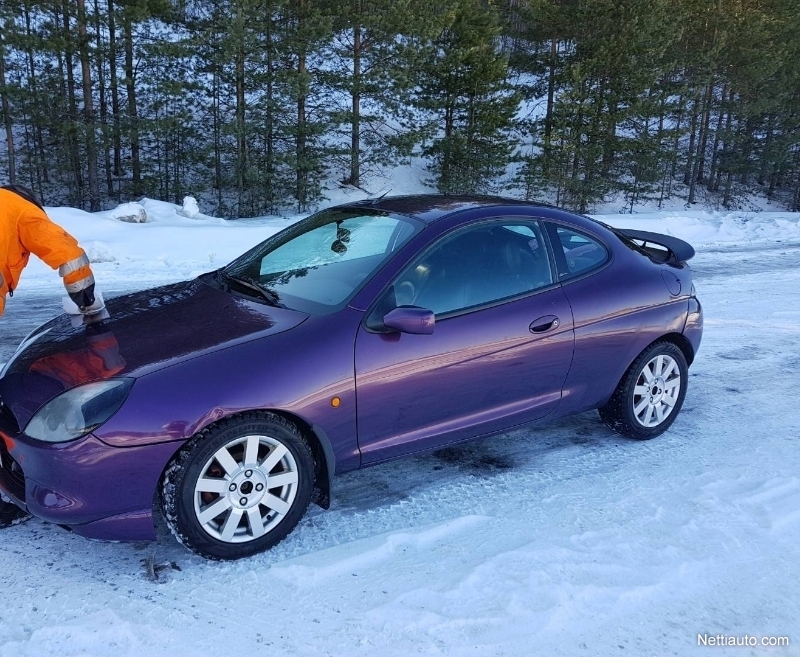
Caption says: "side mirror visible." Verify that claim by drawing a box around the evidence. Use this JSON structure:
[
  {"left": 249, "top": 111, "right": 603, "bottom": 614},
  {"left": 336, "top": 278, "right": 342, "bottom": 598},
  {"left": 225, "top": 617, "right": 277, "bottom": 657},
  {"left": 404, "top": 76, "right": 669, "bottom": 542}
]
[{"left": 383, "top": 306, "right": 435, "bottom": 335}]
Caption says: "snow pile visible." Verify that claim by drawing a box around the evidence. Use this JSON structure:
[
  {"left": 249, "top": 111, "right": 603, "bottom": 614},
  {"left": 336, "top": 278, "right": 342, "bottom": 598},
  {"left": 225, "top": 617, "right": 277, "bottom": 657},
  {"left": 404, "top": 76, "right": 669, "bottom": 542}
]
[
  {"left": 598, "top": 210, "right": 800, "bottom": 246},
  {"left": 179, "top": 196, "right": 200, "bottom": 219},
  {"left": 110, "top": 202, "right": 148, "bottom": 224},
  {"left": 82, "top": 240, "right": 116, "bottom": 264},
  {"left": 10, "top": 198, "right": 794, "bottom": 296}
]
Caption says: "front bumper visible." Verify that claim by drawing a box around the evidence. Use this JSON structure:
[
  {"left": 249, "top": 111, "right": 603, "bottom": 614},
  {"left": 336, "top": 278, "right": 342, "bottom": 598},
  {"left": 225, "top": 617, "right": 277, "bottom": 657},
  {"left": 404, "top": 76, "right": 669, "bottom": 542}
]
[{"left": 0, "top": 413, "right": 182, "bottom": 541}]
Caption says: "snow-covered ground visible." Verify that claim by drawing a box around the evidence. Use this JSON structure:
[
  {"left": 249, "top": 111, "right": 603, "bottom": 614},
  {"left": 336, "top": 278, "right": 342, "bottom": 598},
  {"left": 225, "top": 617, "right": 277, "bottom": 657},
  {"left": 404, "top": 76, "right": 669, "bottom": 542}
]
[{"left": 1, "top": 197, "right": 799, "bottom": 656}]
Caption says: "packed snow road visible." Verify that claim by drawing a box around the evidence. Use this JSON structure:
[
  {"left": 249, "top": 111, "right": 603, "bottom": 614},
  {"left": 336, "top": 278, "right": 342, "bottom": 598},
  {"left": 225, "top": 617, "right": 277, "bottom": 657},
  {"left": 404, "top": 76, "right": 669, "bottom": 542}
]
[{"left": 1, "top": 242, "right": 799, "bottom": 657}]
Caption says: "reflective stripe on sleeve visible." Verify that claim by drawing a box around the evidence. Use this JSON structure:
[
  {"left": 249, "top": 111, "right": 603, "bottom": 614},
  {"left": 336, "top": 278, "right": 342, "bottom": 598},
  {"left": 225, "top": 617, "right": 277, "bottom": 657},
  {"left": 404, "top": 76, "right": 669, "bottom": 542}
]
[
  {"left": 64, "top": 273, "right": 95, "bottom": 294},
  {"left": 58, "top": 252, "right": 90, "bottom": 277}
]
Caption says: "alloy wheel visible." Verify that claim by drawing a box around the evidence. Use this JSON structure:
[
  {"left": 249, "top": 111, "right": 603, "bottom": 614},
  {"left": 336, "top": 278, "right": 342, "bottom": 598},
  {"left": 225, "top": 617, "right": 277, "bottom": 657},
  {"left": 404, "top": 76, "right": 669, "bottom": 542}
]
[
  {"left": 192, "top": 434, "right": 299, "bottom": 543},
  {"left": 632, "top": 354, "right": 682, "bottom": 428}
]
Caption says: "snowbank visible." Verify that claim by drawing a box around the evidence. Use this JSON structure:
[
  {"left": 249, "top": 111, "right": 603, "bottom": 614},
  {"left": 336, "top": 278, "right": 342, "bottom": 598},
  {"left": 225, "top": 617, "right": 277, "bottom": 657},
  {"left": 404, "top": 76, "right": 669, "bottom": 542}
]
[{"left": 24, "top": 197, "right": 796, "bottom": 293}]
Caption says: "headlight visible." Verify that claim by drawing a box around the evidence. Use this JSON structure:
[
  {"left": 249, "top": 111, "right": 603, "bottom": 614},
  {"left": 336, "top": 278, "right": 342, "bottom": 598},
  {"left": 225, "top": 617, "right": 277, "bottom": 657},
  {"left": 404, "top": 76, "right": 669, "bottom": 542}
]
[{"left": 25, "top": 378, "right": 134, "bottom": 443}]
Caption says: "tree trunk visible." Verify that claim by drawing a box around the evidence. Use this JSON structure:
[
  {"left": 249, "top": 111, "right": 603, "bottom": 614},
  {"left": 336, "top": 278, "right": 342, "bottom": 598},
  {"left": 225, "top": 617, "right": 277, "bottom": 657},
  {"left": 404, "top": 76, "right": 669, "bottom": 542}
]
[
  {"left": 296, "top": 0, "right": 308, "bottom": 211},
  {"left": 108, "top": 0, "right": 121, "bottom": 180},
  {"left": 758, "top": 116, "right": 774, "bottom": 187},
  {"left": 695, "top": 80, "right": 714, "bottom": 186},
  {"left": 0, "top": 27, "right": 15, "bottom": 183},
  {"left": 235, "top": 1, "right": 246, "bottom": 214},
  {"left": 793, "top": 176, "right": 800, "bottom": 212},
  {"left": 684, "top": 91, "right": 700, "bottom": 186},
  {"left": 708, "top": 83, "right": 728, "bottom": 193},
  {"left": 723, "top": 171, "right": 733, "bottom": 208},
  {"left": 265, "top": 12, "right": 274, "bottom": 211},
  {"left": 297, "top": 48, "right": 307, "bottom": 210},
  {"left": 349, "top": 11, "right": 361, "bottom": 188},
  {"left": 22, "top": 3, "right": 46, "bottom": 187},
  {"left": 61, "top": 1, "right": 85, "bottom": 205},
  {"left": 94, "top": 0, "right": 113, "bottom": 197},
  {"left": 213, "top": 69, "right": 222, "bottom": 211},
  {"left": 123, "top": 9, "right": 141, "bottom": 196},
  {"left": 739, "top": 116, "right": 754, "bottom": 186},
  {"left": 602, "top": 86, "right": 617, "bottom": 178},
  {"left": 77, "top": 0, "right": 100, "bottom": 210},
  {"left": 543, "top": 35, "right": 556, "bottom": 171},
  {"left": 714, "top": 88, "right": 735, "bottom": 193},
  {"left": 688, "top": 84, "right": 713, "bottom": 204}
]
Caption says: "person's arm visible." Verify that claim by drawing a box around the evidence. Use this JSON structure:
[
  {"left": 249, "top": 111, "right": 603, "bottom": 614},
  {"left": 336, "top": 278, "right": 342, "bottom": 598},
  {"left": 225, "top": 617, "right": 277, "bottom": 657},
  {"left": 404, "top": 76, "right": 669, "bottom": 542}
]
[{"left": 18, "top": 207, "right": 96, "bottom": 310}]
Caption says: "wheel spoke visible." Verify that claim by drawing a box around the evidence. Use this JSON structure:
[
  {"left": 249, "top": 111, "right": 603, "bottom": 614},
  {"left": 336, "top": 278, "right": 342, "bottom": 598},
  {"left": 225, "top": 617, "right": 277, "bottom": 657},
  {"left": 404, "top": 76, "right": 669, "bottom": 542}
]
[
  {"left": 641, "top": 364, "right": 654, "bottom": 383},
  {"left": 662, "top": 394, "right": 677, "bottom": 407},
  {"left": 196, "top": 477, "right": 230, "bottom": 494},
  {"left": 661, "top": 359, "right": 676, "bottom": 379},
  {"left": 634, "top": 397, "right": 650, "bottom": 416},
  {"left": 198, "top": 496, "right": 231, "bottom": 525},
  {"left": 655, "top": 355, "right": 665, "bottom": 377},
  {"left": 664, "top": 377, "right": 681, "bottom": 390},
  {"left": 220, "top": 508, "right": 244, "bottom": 542},
  {"left": 263, "top": 493, "right": 291, "bottom": 516},
  {"left": 213, "top": 446, "right": 240, "bottom": 477},
  {"left": 244, "top": 435, "right": 260, "bottom": 467},
  {"left": 644, "top": 405, "right": 655, "bottom": 426},
  {"left": 634, "top": 385, "right": 650, "bottom": 396},
  {"left": 655, "top": 403, "right": 665, "bottom": 424},
  {"left": 247, "top": 507, "right": 266, "bottom": 539},
  {"left": 261, "top": 444, "right": 288, "bottom": 473},
  {"left": 267, "top": 471, "right": 298, "bottom": 489}
]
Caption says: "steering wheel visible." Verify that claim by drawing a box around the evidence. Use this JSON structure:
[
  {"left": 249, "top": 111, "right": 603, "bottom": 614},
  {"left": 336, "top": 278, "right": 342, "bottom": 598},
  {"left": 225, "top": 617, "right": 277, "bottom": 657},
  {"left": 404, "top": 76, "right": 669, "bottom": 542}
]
[{"left": 395, "top": 280, "right": 416, "bottom": 306}]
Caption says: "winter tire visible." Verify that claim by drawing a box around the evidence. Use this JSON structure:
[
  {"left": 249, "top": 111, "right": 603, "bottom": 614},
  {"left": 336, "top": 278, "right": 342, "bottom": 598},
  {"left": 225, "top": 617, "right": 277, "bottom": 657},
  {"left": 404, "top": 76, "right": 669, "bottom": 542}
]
[
  {"left": 599, "top": 341, "right": 689, "bottom": 440},
  {"left": 161, "top": 412, "right": 314, "bottom": 560}
]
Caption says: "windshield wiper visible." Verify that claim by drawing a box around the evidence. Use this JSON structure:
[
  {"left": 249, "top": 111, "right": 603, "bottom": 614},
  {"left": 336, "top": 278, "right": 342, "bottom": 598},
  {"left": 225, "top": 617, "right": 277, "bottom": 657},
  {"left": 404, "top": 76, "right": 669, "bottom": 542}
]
[{"left": 220, "top": 272, "right": 284, "bottom": 308}]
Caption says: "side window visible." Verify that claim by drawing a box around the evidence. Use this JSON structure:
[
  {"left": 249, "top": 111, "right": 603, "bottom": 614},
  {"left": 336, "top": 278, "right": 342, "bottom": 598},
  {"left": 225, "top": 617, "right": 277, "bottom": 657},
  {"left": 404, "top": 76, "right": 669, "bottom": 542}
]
[
  {"left": 548, "top": 225, "right": 608, "bottom": 280},
  {"left": 386, "top": 221, "right": 554, "bottom": 318}
]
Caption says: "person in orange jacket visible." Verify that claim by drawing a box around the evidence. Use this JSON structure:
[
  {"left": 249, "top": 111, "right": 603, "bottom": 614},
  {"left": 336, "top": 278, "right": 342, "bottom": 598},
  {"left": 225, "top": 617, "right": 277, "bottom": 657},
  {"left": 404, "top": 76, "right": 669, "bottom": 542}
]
[
  {"left": 0, "top": 184, "right": 97, "bottom": 317},
  {"left": 1, "top": 184, "right": 101, "bottom": 527}
]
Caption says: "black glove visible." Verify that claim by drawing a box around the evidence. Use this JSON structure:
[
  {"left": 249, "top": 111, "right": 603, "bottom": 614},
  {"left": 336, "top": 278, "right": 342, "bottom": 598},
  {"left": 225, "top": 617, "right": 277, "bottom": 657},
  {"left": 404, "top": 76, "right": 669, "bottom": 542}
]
[{"left": 69, "top": 283, "right": 96, "bottom": 311}]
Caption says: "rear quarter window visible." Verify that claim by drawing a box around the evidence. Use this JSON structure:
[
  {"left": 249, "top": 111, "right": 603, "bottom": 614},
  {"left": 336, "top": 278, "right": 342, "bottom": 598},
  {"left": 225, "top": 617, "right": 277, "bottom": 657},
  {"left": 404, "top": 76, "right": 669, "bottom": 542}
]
[{"left": 547, "top": 224, "right": 609, "bottom": 280}]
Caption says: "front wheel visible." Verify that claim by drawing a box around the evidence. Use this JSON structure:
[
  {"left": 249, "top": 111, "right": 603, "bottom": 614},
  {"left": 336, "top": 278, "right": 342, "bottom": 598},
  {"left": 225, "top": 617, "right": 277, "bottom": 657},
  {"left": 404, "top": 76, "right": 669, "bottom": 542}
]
[
  {"left": 161, "top": 412, "right": 314, "bottom": 560},
  {"left": 599, "top": 341, "right": 689, "bottom": 440}
]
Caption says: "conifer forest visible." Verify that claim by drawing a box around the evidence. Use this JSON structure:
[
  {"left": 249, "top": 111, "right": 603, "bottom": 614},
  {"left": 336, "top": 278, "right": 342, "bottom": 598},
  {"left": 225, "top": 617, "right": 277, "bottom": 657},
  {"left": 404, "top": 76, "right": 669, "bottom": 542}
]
[{"left": 1, "top": 0, "right": 799, "bottom": 216}]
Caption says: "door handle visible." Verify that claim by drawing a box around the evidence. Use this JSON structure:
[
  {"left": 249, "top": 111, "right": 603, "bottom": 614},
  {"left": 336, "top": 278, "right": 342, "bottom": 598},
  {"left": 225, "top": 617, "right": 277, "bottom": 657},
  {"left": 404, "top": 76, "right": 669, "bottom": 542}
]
[{"left": 529, "top": 315, "right": 560, "bottom": 333}]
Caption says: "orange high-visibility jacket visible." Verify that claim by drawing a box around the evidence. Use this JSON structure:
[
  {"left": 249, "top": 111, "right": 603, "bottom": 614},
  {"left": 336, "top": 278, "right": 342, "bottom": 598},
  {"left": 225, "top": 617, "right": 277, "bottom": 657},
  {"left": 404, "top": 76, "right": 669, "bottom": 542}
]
[{"left": 0, "top": 187, "right": 94, "bottom": 316}]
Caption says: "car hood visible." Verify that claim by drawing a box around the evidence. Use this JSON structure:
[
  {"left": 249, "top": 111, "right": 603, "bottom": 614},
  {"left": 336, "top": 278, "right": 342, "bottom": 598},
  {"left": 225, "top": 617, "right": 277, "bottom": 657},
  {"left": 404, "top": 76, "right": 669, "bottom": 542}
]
[{"left": 0, "top": 278, "right": 308, "bottom": 427}]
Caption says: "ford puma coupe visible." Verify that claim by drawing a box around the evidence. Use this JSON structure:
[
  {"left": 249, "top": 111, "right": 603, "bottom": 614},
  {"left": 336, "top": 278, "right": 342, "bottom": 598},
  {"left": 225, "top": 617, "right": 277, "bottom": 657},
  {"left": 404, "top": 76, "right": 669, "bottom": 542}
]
[{"left": 0, "top": 195, "right": 702, "bottom": 559}]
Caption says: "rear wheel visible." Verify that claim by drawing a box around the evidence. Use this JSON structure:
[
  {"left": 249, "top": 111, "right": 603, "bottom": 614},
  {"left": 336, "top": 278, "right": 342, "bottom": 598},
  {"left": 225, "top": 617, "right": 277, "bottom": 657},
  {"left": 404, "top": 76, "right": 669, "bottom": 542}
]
[
  {"left": 161, "top": 412, "right": 314, "bottom": 560},
  {"left": 599, "top": 341, "right": 688, "bottom": 440}
]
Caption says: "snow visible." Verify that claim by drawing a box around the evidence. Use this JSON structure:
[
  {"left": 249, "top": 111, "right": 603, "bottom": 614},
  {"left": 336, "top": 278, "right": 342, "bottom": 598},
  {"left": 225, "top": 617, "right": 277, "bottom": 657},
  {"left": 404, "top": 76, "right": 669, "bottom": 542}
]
[
  {"left": 178, "top": 196, "right": 200, "bottom": 219},
  {"left": 109, "top": 202, "right": 148, "bottom": 224},
  {"left": 1, "top": 197, "right": 799, "bottom": 656}
]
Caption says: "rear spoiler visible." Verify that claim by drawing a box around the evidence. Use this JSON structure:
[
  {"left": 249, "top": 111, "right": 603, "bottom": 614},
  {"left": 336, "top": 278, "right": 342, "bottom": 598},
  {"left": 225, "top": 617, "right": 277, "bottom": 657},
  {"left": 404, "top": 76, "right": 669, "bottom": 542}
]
[{"left": 617, "top": 229, "right": 695, "bottom": 263}]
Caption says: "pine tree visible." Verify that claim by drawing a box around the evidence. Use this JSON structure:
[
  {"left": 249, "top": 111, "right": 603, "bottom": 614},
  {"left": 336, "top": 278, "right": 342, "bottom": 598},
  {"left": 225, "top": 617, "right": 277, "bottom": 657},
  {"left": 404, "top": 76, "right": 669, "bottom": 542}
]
[{"left": 413, "top": 0, "right": 520, "bottom": 194}]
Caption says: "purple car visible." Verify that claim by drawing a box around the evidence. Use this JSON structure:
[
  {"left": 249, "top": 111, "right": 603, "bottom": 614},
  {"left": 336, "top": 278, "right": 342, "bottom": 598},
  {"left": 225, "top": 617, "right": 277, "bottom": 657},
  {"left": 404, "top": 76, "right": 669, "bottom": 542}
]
[{"left": 0, "top": 196, "right": 702, "bottom": 559}]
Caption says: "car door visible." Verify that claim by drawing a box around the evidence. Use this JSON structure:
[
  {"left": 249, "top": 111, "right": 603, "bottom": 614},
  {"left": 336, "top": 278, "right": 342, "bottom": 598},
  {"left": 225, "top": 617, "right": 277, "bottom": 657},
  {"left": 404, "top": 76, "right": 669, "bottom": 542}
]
[{"left": 354, "top": 219, "right": 575, "bottom": 464}]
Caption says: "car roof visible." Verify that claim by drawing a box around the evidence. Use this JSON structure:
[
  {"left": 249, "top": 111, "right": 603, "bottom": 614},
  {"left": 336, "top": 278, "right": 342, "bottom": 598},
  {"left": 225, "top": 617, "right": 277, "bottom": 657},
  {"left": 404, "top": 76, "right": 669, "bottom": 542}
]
[{"left": 342, "top": 194, "right": 561, "bottom": 224}]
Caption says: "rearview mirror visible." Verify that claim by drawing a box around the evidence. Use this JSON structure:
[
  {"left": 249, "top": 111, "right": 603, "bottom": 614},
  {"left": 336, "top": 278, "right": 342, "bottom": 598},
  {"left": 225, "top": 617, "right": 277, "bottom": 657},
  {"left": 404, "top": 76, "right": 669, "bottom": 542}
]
[{"left": 383, "top": 306, "right": 435, "bottom": 335}]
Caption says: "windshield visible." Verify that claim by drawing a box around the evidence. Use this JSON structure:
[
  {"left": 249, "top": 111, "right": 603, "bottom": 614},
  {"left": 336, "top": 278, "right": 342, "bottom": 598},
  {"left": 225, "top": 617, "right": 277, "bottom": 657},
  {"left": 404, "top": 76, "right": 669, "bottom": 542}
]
[{"left": 224, "top": 209, "right": 421, "bottom": 314}]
